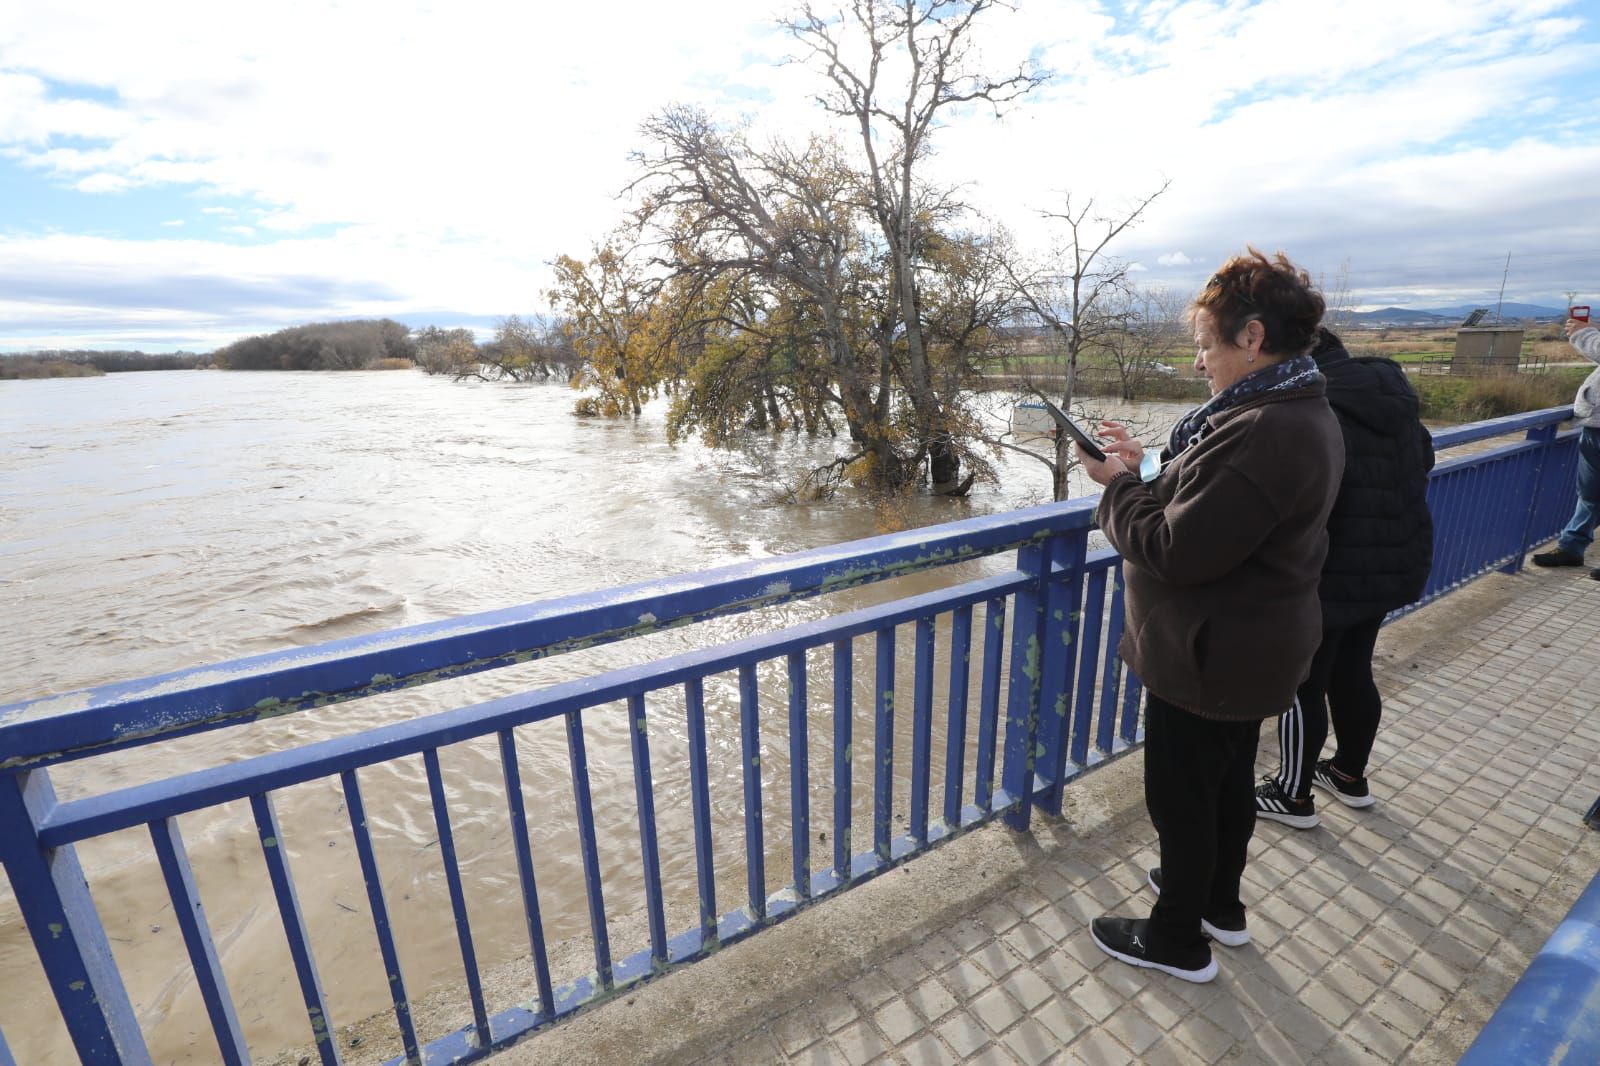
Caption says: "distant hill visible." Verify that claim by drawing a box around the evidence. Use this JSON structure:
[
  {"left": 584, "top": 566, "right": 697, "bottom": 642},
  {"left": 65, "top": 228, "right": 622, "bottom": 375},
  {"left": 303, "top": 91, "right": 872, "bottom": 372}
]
[
  {"left": 1343, "top": 307, "right": 1452, "bottom": 326},
  {"left": 1342, "top": 302, "right": 1569, "bottom": 327},
  {"left": 1425, "top": 302, "right": 1568, "bottom": 320}
]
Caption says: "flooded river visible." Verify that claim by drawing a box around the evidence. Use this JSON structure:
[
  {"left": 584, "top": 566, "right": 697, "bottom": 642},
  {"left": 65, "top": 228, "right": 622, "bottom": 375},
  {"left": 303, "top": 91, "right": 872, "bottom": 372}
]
[{"left": 0, "top": 369, "right": 1189, "bottom": 1063}]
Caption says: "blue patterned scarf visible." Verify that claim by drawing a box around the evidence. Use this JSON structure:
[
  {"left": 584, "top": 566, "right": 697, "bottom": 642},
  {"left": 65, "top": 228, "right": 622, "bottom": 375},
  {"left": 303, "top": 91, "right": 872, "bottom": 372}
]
[{"left": 1167, "top": 353, "right": 1321, "bottom": 460}]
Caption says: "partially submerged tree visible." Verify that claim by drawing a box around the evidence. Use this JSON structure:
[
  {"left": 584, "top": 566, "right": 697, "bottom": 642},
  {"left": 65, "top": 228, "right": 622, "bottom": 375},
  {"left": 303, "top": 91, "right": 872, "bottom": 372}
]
[
  {"left": 630, "top": 112, "right": 915, "bottom": 489},
  {"left": 998, "top": 184, "right": 1170, "bottom": 500},
  {"left": 600, "top": 1, "right": 1041, "bottom": 497},
  {"left": 479, "top": 314, "right": 582, "bottom": 381},
  {"left": 549, "top": 240, "right": 672, "bottom": 416},
  {"left": 413, "top": 326, "right": 479, "bottom": 376},
  {"left": 782, "top": 0, "right": 1045, "bottom": 492}
]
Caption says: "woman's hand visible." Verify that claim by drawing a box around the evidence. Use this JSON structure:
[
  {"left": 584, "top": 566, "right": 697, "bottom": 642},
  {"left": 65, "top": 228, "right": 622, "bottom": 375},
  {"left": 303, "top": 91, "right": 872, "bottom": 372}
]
[
  {"left": 1077, "top": 445, "right": 1131, "bottom": 486},
  {"left": 1097, "top": 420, "right": 1146, "bottom": 467}
]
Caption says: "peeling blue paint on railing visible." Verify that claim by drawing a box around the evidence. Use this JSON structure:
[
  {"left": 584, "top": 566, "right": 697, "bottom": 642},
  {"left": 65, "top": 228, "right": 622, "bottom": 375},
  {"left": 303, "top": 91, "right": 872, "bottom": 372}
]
[{"left": 0, "top": 406, "right": 1581, "bottom": 1065}]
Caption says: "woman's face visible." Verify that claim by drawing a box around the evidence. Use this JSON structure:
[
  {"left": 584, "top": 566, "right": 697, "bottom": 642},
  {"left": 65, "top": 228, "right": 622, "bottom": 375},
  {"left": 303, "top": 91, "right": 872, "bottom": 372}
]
[{"left": 1193, "top": 308, "right": 1260, "bottom": 395}]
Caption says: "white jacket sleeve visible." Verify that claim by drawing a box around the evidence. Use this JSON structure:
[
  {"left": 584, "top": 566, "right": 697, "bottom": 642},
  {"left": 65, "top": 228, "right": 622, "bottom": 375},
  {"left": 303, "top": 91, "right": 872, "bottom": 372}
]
[{"left": 1572, "top": 326, "right": 1600, "bottom": 364}]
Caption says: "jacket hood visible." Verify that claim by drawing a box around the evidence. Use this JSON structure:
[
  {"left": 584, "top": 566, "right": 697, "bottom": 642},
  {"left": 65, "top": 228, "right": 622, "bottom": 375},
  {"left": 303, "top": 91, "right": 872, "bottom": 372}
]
[{"left": 1312, "top": 329, "right": 1421, "bottom": 435}]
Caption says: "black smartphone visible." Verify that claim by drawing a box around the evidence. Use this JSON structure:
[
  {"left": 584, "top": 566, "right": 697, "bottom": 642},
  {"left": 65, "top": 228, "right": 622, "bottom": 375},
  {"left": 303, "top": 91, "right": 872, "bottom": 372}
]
[{"left": 1059, "top": 414, "right": 1107, "bottom": 462}]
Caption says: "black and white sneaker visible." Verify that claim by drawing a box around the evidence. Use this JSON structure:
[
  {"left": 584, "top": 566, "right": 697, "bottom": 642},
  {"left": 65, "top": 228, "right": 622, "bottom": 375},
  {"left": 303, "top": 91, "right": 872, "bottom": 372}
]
[
  {"left": 1254, "top": 776, "right": 1319, "bottom": 829},
  {"left": 1146, "top": 868, "right": 1251, "bottom": 947},
  {"left": 1090, "top": 916, "right": 1217, "bottom": 983},
  {"left": 1312, "top": 759, "right": 1375, "bottom": 809}
]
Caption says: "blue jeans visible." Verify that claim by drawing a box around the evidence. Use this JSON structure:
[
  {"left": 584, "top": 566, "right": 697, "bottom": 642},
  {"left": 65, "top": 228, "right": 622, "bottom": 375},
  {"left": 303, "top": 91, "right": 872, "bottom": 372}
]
[{"left": 1558, "top": 426, "right": 1600, "bottom": 557}]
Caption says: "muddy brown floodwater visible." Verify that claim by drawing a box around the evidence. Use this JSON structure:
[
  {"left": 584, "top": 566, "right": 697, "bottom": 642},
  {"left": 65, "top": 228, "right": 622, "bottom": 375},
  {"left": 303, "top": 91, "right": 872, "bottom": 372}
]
[{"left": 0, "top": 369, "right": 1190, "bottom": 1063}]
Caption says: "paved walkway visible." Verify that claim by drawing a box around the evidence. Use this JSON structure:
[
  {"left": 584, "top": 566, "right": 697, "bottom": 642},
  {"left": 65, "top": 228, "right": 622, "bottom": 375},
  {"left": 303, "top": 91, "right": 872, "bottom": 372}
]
[{"left": 503, "top": 563, "right": 1600, "bottom": 1066}]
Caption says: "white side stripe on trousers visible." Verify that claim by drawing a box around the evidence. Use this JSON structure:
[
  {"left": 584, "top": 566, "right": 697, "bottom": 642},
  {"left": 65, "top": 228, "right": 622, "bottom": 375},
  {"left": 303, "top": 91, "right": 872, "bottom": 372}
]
[{"left": 1277, "top": 694, "right": 1305, "bottom": 799}]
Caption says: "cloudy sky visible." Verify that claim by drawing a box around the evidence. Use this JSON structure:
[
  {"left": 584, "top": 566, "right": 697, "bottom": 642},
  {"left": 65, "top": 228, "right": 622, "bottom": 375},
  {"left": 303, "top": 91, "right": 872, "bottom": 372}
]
[{"left": 2, "top": 0, "right": 1597, "bottom": 353}]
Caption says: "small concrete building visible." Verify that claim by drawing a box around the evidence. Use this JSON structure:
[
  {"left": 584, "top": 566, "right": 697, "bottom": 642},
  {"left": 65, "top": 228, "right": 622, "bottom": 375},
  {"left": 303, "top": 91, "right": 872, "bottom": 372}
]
[{"left": 1453, "top": 327, "right": 1524, "bottom": 374}]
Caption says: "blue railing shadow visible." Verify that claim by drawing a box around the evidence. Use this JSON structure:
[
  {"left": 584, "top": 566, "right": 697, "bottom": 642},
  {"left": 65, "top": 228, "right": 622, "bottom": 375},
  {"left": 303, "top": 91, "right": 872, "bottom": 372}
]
[{"left": 0, "top": 406, "right": 1582, "bottom": 1065}]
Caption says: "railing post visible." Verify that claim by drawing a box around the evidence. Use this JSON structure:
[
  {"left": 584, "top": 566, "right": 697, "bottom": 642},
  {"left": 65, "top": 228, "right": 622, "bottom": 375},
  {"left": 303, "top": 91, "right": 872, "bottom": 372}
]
[
  {"left": 1503, "top": 422, "right": 1559, "bottom": 574},
  {"left": 1000, "top": 538, "right": 1052, "bottom": 830},
  {"left": 0, "top": 770, "right": 151, "bottom": 1065},
  {"left": 1036, "top": 532, "right": 1089, "bottom": 816}
]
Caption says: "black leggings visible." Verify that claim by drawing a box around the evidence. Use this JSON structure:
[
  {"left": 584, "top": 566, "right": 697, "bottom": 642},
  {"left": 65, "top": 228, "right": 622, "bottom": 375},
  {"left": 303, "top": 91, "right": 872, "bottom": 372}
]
[
  {"left": 1274, "top": 613, "right": 1385, "bottom": 800},
  {"left": 1144, "top": 692, "right": 1261, "bottom": 950}
]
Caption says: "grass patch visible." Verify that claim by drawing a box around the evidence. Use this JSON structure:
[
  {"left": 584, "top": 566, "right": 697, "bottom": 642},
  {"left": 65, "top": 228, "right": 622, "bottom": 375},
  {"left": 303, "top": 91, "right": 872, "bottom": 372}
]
[{"left": 1413, "top": 368, "right": 1588, "bottom": 423}]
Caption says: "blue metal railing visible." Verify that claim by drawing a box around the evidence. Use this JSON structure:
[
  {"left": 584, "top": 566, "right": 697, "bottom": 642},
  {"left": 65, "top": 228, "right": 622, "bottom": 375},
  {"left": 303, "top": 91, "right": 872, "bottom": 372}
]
[
  {"left": 1461, "top": 871, "right": 1600, "bottom": 1064},
  {"left": 0, "top": 406, "right": 1581, "bottom": 1065}
]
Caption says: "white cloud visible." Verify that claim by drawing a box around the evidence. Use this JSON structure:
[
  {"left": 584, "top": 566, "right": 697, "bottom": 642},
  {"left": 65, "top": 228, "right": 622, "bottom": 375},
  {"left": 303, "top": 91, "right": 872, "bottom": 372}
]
[
  {"left": 1, "top": 0, "right": 1596, "bottom": 348},
  {"left": 72, "top": 171, "right": 130, "bottom": 193}
]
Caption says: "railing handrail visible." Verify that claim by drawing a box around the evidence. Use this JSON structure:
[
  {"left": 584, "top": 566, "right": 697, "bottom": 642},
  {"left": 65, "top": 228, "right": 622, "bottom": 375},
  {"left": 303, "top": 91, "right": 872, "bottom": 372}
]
[
  {"left": 33, "top": 564, "right": 1065, "bottom": 850},
  {"left": 1427, "top": 404, "right": 1573, "bottom": 449},
  {"left": 0, "top": 496, "right": 1101, "bottom": 772}
]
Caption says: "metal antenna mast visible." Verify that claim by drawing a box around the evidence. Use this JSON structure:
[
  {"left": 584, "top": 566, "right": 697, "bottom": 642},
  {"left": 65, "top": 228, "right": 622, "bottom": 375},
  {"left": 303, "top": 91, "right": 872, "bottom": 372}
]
[{"left": 1495, "top": 251, "right": 1511, "bottom": 322}]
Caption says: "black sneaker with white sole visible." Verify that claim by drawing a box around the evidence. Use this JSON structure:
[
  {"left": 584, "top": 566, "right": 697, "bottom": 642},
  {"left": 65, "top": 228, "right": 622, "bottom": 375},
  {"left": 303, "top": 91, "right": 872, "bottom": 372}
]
[
  {"left": 1090, "top": 915, "right": 1217, "bottom": 983},
  {"left": 1312, "top": 758, "right": 1375, "bottom": 808},
  {"left": 1146, "top": 868, "right": 1251, "bottom": 947},
  {"left": 1254, "top": 776, "right": 1320, "bottom": 829}
]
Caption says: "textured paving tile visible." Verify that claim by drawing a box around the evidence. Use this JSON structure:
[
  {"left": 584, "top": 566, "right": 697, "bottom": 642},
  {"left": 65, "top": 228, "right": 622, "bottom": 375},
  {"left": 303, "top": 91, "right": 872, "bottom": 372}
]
[{"left": 695, "top": 572, "right": 1600, "bottom": 1065}]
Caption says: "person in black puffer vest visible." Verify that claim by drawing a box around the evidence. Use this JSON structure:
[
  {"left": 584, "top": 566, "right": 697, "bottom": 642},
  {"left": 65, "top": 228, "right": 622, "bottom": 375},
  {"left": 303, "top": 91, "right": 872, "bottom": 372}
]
[{"left": 1255, "top": 328, "right": 1435, "bottom": 827}]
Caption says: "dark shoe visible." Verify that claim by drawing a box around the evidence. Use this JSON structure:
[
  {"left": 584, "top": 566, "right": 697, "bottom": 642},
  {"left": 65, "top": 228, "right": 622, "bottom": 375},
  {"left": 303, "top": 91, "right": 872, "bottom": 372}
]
[
  {"left": 1146, "top": 868, "right": 1251, "bottom": 947},
  {"left": 1532, "top": 547, "right": 1585, "bottom": 567},
  {"left": 1090, "top": 915, "right": 1217, "bottom": 983},
  {"left": 1312, "top": 758, "right": 1375, "bottom": 809},
  {"left": 1255, "top": 776, "right": 1320, "bottom": 829},
  {"left": 1590, "top": 568, "right": 1600, "bottom": 581}
]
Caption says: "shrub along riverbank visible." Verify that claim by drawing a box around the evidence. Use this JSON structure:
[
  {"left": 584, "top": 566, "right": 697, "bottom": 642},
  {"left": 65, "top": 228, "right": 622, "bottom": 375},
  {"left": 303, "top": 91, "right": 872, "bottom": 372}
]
[
  {"left": 0, "top": 357, "right": 105, "bottom": 379},
  {"left": 1411, "top": 367, "right": 1589, "bottom": 423}
]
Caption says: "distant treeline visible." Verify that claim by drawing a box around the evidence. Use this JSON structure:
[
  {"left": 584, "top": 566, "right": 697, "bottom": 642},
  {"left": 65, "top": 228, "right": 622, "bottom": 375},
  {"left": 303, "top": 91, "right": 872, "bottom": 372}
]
[
  {"left": 2, "top": 317, "right": 586, "bottom": 380},
  {"left": 0, "top": 357, "right": 106, "bottom": 380},
  {"left": 2, "top": 350, "right": 210, "bottom": 375},
  {"left": 215, "top": 319, "right": 415, "bottom": 371},
  {"left": 213, "top": 316, "right": 582, "bottom": 381}
]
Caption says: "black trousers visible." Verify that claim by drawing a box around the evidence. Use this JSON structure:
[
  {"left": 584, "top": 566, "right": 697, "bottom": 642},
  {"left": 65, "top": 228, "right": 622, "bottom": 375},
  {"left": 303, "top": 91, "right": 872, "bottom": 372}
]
[
  {"left": 1275, "top": 613, "right": 1385, "bottom": 800},
  {"left": 1144, "top": 692, "right": 1260, "bottom": 950}
]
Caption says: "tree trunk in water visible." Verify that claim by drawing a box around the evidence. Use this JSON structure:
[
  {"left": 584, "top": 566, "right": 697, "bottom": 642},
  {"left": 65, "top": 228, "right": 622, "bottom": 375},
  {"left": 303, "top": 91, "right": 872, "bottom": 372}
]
[
  {"left": 1052, "top": 435, "right": 1071, "bottom": 502},
  {"left": 764, "top": 385, "right": 783, "bottom": 430},
  {"left": 930, "top": 435, "right": 973, "bottom": 495}
]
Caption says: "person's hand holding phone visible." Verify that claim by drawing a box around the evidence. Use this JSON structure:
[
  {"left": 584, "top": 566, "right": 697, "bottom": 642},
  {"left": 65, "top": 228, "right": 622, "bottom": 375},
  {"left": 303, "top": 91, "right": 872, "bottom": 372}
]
[
  {"left": 1568, "top": 307, "right": 1592, "bottom": 338},
  {"left": 1067, "top": 417, "right": 1140, "bottom": 486},
  {"left": 1076, "top": 442, "right": 1129, "bottom": 486}
]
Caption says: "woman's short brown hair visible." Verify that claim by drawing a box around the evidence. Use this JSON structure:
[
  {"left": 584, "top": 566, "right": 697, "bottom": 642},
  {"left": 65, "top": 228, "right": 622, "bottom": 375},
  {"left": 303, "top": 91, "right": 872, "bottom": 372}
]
[{"left": 1193, "top": 248, "right": 1325, "bottom": 358}]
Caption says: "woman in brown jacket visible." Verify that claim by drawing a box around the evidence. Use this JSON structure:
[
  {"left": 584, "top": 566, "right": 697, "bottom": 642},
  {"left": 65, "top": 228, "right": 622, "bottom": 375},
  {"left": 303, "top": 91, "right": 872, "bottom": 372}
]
[{"left": 1076, "top": 250, "right": 1344, "bottom": 982}]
